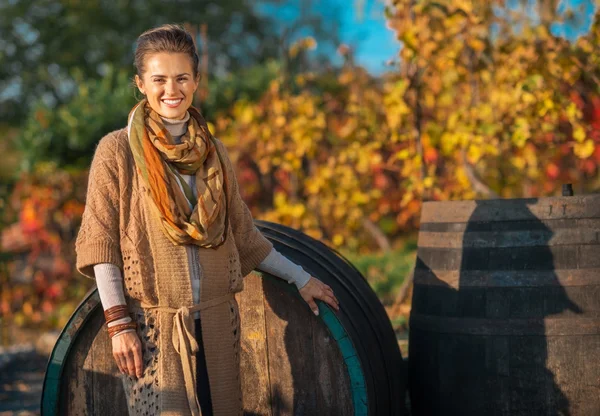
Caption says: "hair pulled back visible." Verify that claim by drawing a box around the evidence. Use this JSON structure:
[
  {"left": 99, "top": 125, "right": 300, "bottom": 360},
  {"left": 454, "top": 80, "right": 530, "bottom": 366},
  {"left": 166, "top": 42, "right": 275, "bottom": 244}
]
[{"left": 134, "top": 24, "right": 200, "bottom": 79}]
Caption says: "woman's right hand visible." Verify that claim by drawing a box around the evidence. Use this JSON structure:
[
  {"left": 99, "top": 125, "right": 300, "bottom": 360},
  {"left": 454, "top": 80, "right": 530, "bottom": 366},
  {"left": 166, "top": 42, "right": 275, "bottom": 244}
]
[{"left": 112, "top": 331, "right": 143, "bottom": 379}]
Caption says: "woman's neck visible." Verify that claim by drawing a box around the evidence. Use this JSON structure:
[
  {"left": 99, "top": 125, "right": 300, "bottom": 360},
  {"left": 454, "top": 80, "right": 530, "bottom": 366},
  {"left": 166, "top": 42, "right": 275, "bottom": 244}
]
[{"left": 160, "top": 111, "right": 190, "bottom": 139}]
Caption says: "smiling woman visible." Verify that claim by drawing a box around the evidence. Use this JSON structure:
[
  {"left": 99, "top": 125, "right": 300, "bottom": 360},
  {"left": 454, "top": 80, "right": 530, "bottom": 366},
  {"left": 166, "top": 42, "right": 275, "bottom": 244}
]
[{"left": 71, "top": 23, "right": 340, "bottom": 416}]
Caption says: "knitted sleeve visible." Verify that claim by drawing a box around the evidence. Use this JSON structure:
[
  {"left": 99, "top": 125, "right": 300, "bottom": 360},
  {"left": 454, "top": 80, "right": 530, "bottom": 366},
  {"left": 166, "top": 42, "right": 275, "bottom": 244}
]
[
  {"left": 75, "top": 133, "right": 124, "bottom": 279},
  {"left": 216, "top": 140, "right": 273, "bottom": 277}
]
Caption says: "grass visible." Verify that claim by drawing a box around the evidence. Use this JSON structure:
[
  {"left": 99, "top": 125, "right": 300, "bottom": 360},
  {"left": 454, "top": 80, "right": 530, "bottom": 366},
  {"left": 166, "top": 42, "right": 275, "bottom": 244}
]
[{"left": 341, "top": 236, "right": 418, "bottom": 306}]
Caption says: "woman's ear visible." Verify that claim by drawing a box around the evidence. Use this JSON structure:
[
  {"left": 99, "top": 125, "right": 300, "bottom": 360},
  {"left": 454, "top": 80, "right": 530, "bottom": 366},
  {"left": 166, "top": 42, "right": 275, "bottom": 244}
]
[{"left": 135, "top": 74, "right": 145, "bottom": 95}]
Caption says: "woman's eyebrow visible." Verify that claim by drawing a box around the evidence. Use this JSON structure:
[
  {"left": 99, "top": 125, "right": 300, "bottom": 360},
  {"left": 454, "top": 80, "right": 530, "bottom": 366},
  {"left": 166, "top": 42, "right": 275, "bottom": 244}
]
[{"left": 150, "top": 73, "right": 191, "bottom": 77}]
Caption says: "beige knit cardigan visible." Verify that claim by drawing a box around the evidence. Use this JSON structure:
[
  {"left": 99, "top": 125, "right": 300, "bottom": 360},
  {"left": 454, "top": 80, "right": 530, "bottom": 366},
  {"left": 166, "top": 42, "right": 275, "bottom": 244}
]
[{"left": 75, "top": 128, "right": 273, "bottom": 416}]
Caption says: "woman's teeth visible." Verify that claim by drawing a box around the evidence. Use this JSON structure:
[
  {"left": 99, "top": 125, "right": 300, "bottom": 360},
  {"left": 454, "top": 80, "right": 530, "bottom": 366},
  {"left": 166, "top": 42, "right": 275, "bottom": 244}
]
[{"left": 163, "top": 99, "right": 182, "bottom": 106}]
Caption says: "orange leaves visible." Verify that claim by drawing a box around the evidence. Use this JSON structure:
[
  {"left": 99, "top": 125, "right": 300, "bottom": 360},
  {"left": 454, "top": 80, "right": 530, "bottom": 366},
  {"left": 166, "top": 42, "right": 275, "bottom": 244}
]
[{"left": 2, "top": 165, "right": 93, "bottom": 329}]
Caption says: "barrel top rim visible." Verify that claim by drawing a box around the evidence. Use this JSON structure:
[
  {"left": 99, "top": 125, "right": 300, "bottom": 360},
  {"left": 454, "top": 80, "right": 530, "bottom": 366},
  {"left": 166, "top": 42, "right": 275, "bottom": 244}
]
[{"left": 422, "top": 194, "right": 599, "bottom": 208}]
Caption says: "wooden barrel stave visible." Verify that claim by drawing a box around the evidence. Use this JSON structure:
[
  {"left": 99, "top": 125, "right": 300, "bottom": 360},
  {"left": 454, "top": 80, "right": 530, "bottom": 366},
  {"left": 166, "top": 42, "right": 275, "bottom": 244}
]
[{"left": 409, "top": 196, "right": 600, "bottom": 416}]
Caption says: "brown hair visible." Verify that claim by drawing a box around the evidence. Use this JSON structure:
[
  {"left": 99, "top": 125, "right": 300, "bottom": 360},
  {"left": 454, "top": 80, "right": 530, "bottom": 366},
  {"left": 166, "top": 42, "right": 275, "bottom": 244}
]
[{"left": 134, "top": 24, "right": 200, "bottom": 79}]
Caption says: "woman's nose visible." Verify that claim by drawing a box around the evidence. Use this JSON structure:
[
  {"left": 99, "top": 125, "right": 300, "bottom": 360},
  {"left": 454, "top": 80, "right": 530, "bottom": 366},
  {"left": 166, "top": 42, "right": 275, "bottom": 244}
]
[{"left": 165, "top": 80, "right": 177, "bottom": 95}]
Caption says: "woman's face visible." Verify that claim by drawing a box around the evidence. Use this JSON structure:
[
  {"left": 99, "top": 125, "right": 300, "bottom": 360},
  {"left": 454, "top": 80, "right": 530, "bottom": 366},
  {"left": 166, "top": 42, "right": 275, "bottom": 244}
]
[{"left": 135, "top": 52, "right": 199, "bottom": 120}]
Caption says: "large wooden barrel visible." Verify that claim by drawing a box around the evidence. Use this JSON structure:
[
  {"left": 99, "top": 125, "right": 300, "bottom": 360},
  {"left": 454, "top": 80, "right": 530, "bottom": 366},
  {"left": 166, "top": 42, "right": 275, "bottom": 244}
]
[
  {"left": 409, "top": 196, "right": 600, "bottom": 416},
  {"left": 42, "top": 221, "right": 407, "bottom": 415}
]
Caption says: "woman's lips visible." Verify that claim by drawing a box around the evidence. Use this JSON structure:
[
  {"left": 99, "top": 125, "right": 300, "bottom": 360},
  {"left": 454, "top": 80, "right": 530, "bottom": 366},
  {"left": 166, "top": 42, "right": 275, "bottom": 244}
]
[{"left": 162, "top": 98, "right": 183, "bottom": 108}]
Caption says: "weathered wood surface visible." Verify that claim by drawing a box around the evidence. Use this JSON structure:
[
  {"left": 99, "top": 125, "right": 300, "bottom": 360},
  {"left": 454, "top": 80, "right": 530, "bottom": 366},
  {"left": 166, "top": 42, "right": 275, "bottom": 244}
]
[
  {"left": 59, "top": 306, "right": 127, "bottom": 414},
  {"left": 409, "top": 197, "right": 600, "bottom": 416},
  {"left": 52, "top": 273, "right": 353, "bottom": 415},
  {"left": 420, "top": 195, "right": 600, "bottom": 223},
  {"left": 238, "top": 272, "right": 353, "bottom": 416},
  {"left": 236, "top": 271, "right": 272, "bottom": 415}
]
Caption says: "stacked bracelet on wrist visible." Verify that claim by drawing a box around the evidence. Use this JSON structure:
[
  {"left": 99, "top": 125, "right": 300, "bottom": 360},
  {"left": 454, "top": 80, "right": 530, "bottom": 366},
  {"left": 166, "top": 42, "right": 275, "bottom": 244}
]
[
  {"left": 107, "top": 321, "right": 137, "bottom": 338},
  {"left": 104, "top": 305, "right": 129, "bottom": 323},
  {"left": 104, "top": 305, "right": 136, "bottom": 338}
]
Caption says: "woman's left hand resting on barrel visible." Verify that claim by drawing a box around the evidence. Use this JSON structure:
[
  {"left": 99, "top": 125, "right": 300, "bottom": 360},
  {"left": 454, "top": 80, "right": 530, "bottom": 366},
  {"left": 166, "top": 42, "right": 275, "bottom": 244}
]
[{"left": 298, "top": 277, "right": 340, "bottom": 315}]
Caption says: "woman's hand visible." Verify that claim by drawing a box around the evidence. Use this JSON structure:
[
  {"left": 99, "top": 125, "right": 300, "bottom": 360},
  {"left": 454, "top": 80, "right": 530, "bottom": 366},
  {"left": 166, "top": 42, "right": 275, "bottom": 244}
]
[
  {"left": 299, "top": 277, "right": 340, "bottom": 316},
  {"left": 112, "top": 331, "right": 143, "bottom": 379}
]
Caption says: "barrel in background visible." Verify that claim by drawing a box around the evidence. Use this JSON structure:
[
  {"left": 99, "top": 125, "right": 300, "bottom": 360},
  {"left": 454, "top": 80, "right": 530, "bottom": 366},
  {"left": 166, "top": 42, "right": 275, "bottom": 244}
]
[
  {"left": 409, "top": 196, "right": 600, "bottom": 416},
  {"left": 42, "top": 221, "right": 407, "bottom": 415}
]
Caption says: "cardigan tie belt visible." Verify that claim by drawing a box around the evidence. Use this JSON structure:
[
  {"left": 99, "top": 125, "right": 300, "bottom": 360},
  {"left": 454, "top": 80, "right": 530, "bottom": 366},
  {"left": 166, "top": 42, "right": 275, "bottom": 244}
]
[{"left": 140, "top": 293, "right": 235, "bottom": 416}]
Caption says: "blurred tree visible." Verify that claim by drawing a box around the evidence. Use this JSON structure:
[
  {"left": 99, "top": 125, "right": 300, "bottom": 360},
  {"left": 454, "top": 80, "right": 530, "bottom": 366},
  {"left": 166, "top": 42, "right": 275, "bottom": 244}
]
[
  {"left": 0, "top": 0, "right": 281, "bottom": 125},
  {"left": 16, "top": 66, "right": 136, "bottom": 171}
]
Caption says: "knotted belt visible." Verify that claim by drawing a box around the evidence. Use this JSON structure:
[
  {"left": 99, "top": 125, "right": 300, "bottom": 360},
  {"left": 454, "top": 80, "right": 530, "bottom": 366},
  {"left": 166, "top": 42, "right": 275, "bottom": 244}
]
[{"left": 140, "top": 293, "right": 234, "bottom": 416}]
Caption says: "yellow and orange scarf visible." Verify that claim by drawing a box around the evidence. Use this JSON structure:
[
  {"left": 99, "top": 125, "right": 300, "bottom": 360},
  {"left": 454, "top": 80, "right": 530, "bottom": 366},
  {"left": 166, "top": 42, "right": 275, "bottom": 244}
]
[{"left": 127, "top": 99, "right": 228, "bottom": 248}]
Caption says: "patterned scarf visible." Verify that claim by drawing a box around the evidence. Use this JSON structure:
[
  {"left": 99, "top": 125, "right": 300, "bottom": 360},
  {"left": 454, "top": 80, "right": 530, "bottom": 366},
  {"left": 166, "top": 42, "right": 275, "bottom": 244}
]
[{"left": 127, "top": 99, "right": 228, "bottom": 248}]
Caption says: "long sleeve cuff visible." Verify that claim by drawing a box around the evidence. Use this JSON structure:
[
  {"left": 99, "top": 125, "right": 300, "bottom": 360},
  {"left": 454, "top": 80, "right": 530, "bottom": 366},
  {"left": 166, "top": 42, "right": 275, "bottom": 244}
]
[
  {"left": 93, "top": 263, "right": 132, "bottom": 329},
  {"left": 258, "top": 248, "right": 312, "bottom": 290}
]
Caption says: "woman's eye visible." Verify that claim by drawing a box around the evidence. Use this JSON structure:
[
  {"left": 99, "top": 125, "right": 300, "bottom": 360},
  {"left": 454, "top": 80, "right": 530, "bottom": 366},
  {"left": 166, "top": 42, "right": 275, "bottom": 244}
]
[{"left": 153, "top": 79, "right": 165, "bottom": 83}]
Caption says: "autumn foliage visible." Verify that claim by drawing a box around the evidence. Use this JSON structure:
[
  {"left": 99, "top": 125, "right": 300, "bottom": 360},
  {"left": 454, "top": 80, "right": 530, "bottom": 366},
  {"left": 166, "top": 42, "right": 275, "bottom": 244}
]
[
  {"left": 1, "top": 165, "right": 92, "bottom": 329},
  {"left": 212, "top": 3, "right": 600, "bottom": 250},
  {"left": 2, "top": 2, "right": 600, "bottom": 328}
]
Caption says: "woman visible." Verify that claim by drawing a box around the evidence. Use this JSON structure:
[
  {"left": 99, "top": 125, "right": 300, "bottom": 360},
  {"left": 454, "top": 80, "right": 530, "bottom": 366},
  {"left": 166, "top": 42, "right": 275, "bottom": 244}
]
[{"left": 75, "top": 24, "right": 339, "bottom": 416}]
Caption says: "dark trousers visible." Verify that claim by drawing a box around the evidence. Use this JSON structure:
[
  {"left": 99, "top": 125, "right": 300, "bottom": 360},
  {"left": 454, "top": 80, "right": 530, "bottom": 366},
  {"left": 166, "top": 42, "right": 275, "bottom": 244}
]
[{"left": 194, "top": 318, "right": 213, "bottom": 416}]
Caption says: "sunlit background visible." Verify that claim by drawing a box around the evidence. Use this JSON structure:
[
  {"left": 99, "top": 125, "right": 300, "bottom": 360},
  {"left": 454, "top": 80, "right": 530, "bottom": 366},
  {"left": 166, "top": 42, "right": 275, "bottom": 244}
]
[{"left": 0, "top": 0, "right": 598, "bottom": 413}]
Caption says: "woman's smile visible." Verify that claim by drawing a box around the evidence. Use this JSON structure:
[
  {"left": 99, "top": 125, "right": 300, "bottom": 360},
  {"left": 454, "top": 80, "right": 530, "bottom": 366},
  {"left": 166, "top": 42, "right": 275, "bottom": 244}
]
[
  {"left": 135, "top": 52, "right": 199, "bottom": 120},
  {"left": 162, "top": 98, "right": 184, "bottom": 108}
]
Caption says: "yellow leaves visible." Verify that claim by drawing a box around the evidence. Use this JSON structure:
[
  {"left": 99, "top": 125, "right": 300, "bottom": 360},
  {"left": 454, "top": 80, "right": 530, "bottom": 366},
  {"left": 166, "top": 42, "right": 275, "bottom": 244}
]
[
  {"left": 332, "top": 234, "right": 344, "bottom": 246},
  {"left": 573, "top": 126, "right": 586, "bottom": 143},
  {"left": 400, "top": 28, "right": 419, "bottom": 51},
  {"left": 289, "top": 37, "right": 317, "bottom": 58},
  {"left": 467, "top": 37, "right": 486, "bottom": 52},
  {"left": 440, "top": 131, "right": 463, "bottom": 155},
  {"left": 275, "top": 115, "right": 286, "bottom": 127},
  {"left": 467, "top": 144, "right": 483, "bottom": 164},
  {"left": 396, "top": 149, "right": 411, "bottom": 160},
  {"left": 273, "top": 192, "right": 306, "bottom": 219},
  {"left": 446, "top": 113, "right": 459, "bottom": 130},
  {"left": 511, "top": 117, "right": 531, "bottom": 148},
  {"left": 233, "top": 102, "right": 255, "bottom": 124},
  {"left": 338, "top": 71, "right": 355, "bottom": 85},
  {"left": 384, "top": 80, "right": 410, "bottom": 130},
  {"left": 565, "top": 102, "right": 582, "bottom": 122},
  {"left": 511, "top": 156, "right": 526, "bottom": 170},
  {"left": 206, "top": 5, "right": 600, "bottom": 251},
  {"left": 574, "top": 140, "right": 595, "bottom": 159},
  {"left": 304, "top": 37, "right": 317, "bottom": 50},
  {"left": 538, "top": 97, "right": 554, "bottom": 117}
]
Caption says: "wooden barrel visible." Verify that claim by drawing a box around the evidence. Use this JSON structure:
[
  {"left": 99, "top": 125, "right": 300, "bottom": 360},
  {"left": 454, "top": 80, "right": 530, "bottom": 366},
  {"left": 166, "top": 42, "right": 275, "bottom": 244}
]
[
  {"left": 42, "top": 220, "right": 407, "bottom": 415},
  {"left": 409, "top": 196, "right": 600, "bottom": 416}
]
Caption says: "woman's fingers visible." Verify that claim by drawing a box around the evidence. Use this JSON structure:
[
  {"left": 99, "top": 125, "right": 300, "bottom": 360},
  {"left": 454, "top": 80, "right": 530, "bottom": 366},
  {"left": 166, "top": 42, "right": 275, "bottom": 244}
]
[
  {"left": 300, "top": 277, "right": 341, "bottom": 314},
  {"left": 113, "top": 353, "right": 125, "bottom": 374},
  {"left": 125, "top": 350, "right": 137, "bottom": 377},
  {"left": 323, "top": 295, "right": 340, "bottom": 311},
  {"left": 315, "top": 286, "right": 339, "bottom": 309},
  {"left": 307, "top": 299, "right": 319, "bottom": 316},
  {"left": 133, "top": 341, "right": 144, "bottom": 378}
]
